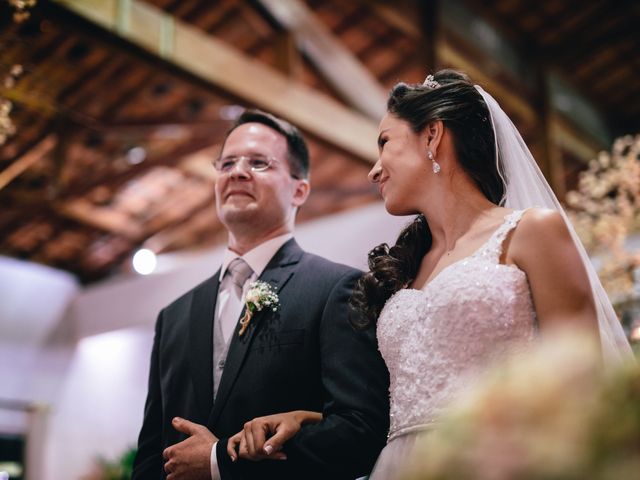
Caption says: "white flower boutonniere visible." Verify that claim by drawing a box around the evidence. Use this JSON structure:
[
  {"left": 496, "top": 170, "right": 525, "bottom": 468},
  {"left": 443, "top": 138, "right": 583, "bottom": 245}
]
[{"left": 238, "top": 280, "right": 279, "bottom": 337}]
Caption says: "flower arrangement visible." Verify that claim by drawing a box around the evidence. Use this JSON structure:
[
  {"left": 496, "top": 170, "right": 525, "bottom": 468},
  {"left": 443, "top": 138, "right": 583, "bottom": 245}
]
[
  {"left": 565, "top": 135, "right": 640, "bottom": 301},
  {"left": 8, "top": 0, "right": 37, "bottom": 23},
  {"left": 82, "top": 447, "right": 136, "bottom": 480},
  {"left": 0, "top": 98, "right": 16, "bottom": 146},
  {"left": 401, "top": 331, "right": 640, "bottom": 480},
  {"left": 1, "top": 65, "right": 25, "bottom": 145},
  {"left": 1, "top": 3, "right": 31, "bottom": 146},
  {"left": 238, "top": 280, "right": 279, "bottom": 336}
]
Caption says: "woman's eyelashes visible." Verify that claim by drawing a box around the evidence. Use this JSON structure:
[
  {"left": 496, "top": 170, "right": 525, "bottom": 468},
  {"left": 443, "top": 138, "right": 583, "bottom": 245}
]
[{"left": 377, "top": 136, "right": 388, "bottom": 150}]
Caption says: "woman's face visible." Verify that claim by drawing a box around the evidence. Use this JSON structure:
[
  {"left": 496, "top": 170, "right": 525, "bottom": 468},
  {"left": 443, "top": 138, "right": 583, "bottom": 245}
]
[{"left": 369, "top": 113, "right": 432, "bottom": 215}]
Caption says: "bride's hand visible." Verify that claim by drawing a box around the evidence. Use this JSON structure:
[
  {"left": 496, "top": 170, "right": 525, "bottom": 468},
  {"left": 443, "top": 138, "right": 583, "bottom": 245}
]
[
  {"left": 228, "top": 429, "right": 286, "bottom": 462},
  {"left": 227, "top": 431, "right": 245, "bottom": 462},
  {"left": 226, "top": 410, "right": 322, "bottom": 462}
]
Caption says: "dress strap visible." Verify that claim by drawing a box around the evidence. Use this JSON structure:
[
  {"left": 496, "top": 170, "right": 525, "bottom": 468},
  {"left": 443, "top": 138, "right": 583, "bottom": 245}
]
[{"left": 478, "top": 209, "right": 528, "bottom": 263}]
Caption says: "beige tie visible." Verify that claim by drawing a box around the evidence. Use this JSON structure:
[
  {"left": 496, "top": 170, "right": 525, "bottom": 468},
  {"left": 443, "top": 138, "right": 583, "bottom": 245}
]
[{"left": 219, "top": 258, "right": 254, "bottom": 342}]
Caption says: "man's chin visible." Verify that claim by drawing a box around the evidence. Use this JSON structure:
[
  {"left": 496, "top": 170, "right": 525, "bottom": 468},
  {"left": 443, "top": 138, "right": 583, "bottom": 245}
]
[{"left": 219, "top": 205, "right": 260, "bottom": 224}]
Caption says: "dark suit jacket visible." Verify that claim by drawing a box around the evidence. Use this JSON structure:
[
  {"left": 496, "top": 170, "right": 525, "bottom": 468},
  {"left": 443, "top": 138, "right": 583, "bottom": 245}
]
[{"left": 132, "top": 239, "right": 390, "bottom": 479}]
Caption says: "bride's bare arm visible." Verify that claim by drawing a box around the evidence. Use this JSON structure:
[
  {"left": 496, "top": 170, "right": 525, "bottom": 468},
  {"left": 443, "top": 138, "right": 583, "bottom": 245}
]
[
  {"left": 227, "top": 410, "right": 322, "bottom": 462},
  {"left": 508, "top": 208, "right": 599, "bottom": 336}
]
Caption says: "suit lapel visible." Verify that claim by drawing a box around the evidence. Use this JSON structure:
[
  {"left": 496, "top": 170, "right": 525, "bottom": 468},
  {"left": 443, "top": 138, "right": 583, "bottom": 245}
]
[
  {"left": 208, "top": 239, "right": 303, "bottom": 428},
  {"left": 188, "top": 273, "right": 220, "bottom": 420}
]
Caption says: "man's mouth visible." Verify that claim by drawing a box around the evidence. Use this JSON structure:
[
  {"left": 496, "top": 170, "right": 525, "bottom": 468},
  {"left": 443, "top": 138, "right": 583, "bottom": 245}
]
[{"left": 225, "top": 190, "right": 254, "bottom": 200}]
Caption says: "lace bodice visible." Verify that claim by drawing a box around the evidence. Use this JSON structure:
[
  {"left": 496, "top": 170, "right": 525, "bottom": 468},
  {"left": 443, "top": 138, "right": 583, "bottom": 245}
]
[{"left": 377, "top": 210, "right": 536, "bottom": 440}]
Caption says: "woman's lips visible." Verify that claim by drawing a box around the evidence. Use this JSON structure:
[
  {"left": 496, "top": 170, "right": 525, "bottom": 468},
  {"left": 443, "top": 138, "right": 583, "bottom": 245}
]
[{"left": 379, "top": 178, "right": 388, "bottom": 196}]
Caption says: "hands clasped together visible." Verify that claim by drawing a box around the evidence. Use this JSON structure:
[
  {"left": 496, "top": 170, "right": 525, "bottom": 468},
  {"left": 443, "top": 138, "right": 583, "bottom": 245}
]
[
  {"left": 162, "top": 411, "right": 320, "bottom": 478},
  {"left": 227, "top": 410, "right": 321, "bottom": 462}
]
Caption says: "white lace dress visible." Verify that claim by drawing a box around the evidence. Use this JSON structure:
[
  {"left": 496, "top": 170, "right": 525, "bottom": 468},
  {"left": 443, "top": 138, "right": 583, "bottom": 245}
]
[{"left": 370, "top": 210, "right": 536, "bottom": 479}]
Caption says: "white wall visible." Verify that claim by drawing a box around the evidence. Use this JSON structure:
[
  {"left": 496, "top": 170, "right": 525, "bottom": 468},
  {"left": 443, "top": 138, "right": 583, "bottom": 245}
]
[
  {"left": 43, "top": 327, "right": 153, "bottom": 479},
  {"left": 0, "top": 258, "right": 79, "bottom": 412},
  {"left": 0, "top": 258, "right": 79, "bottom": 479},
  {"left": 0, "top": 202, "right": 409, "bottom": 479}
]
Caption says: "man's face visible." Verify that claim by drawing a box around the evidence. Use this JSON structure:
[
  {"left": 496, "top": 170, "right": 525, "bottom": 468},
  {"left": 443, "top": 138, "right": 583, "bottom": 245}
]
[{"left": 214, "top": 123, "right": 308, "bottom": 234}]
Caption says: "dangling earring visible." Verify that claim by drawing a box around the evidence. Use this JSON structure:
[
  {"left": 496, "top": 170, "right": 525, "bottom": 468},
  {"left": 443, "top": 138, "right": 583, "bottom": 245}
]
[{"left": 428, "top": 150, "right": 440, "bottom": 174}]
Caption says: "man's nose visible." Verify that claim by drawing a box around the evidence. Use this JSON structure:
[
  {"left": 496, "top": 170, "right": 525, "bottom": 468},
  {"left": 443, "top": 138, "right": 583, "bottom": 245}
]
[{"left": 229, "top": 160, "right": 252, "bottom": 179}]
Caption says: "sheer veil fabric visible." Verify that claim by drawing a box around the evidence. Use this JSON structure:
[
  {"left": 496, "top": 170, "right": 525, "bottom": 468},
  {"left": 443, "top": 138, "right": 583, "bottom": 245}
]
[{"left": 475, "top": 85, "right": 635, "bottom": 366}]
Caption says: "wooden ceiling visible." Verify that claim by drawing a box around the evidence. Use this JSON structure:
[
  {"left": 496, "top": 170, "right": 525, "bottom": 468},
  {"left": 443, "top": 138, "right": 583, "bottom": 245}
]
[
  {"left": 0, "top": 0, "right": 638, "bottom": 283},
  {"left": 465, "top": 0, "right": 640, "bottom": 136}
]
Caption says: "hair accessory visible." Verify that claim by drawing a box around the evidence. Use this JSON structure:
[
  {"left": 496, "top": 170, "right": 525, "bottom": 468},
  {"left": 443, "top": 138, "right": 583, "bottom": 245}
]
[
  {"left": 428, "top": 150, "right": 441, "bottom": 174},
  {"left": 423, "top": 74, "right": 440, "bottom": 89}
]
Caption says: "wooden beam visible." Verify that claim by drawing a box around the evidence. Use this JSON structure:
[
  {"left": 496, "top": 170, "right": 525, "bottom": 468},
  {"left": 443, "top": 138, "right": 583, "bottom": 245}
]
[
  {"left": 367, "top": 1, "right": 536, "bottom": 126},
  {"left": 552, "top": 114, "right": 602, "bottom": 163},
  {"left": 57, "top": 198, "right": 144, "bottom": 239},
  {"left": 273, "top": 29, "right": 303, "bottom": 79},
  {"left": 439, "top": 36, "right": 536, "bottom": 125},
  {"left": 54, "top": 0, "right": 379, "bottom": 163},
  {"left": 0, "top": 135, "right": 57, "bottom": 192},
  {"left": 535, "top": 69, "right": 565, "bottom": 196},
  {"left": 416, "top": 0, "right": 439, "bottom": 73},
  {"left": 60, "top": 133, "right": 217, "bottom": 199},
  {"left": 178, "top": 145, "right": 220, "bottom": 182},
  {"left": 369, "top": 2, "right": 421, "bottom": 38},
  {"left": 256, "top": 0, "right": 387, "bottom": 120},
  {"left": 143, "top": 202, "right": 222, "bottom": 253}
]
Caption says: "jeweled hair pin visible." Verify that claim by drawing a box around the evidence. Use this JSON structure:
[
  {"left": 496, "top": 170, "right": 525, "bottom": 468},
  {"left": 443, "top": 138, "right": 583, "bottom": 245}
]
[{"left": 423, "top": 74, "right": 440, "bottom": 89}]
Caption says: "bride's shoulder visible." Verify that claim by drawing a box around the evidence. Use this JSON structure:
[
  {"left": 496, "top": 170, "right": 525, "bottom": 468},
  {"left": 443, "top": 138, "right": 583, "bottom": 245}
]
[
  {"left": 509, "top": 208, "right": 574, "bottom": 260},
  {"left": 517, "top": 208, "right": 567, "bottom": 234}
]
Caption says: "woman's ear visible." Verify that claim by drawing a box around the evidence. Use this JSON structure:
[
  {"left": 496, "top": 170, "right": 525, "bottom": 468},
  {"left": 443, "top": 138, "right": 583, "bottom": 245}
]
[{"left": 424, "top": 120, "right": 444, "bottom": 156}]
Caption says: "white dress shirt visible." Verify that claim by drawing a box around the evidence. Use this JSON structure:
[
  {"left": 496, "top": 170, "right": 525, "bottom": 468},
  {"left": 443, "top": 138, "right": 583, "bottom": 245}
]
[{"left": 210, "top": 233, "right": 293, "bottom": 479}]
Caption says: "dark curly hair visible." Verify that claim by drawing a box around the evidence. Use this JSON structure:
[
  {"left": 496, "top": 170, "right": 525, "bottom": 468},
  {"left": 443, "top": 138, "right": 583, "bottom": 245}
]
[{"left": 349, "top": 69, "right": 504, "bottom": 329}]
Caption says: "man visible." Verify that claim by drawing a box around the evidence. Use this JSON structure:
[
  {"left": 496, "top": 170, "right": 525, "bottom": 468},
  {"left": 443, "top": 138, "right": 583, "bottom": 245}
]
[{"left": 132, "top": 110, "right": 390, "bottom": 479}]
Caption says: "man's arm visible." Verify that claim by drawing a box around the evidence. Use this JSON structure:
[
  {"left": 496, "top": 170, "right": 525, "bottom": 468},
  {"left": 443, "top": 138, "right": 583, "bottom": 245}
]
[
  {"left": 216, "top": 269, "right": 390, "bottom": 479},
  {"left": 132, "top": 311, "right": 165, "bottom": 479},
  {"left": 284, "top": 270, "right": 390, "bottom": 477}
]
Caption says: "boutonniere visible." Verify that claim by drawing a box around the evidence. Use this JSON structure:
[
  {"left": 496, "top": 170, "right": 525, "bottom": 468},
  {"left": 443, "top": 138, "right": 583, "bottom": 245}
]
[{"left": 238, "top": 280, "right": 279, "bottom": 337}]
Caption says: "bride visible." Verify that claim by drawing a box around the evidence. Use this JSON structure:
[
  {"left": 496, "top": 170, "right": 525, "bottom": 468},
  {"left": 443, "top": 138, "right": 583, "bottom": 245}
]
[{"left": 225, "top": 70, "right": 634, "bottom": 477}]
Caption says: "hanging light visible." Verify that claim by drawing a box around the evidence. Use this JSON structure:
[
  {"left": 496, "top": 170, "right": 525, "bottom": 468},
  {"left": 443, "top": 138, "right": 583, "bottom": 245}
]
[{"left": 132, "top": 248, "right": 157, "bottom": 275}]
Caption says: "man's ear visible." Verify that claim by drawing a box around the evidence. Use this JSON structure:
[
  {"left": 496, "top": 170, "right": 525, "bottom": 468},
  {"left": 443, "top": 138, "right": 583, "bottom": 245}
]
[
  {"left": 423, "top": 120, "right": 444, "bottom": 156},
  {"left": 292, "top": 179, "right": 310, "bottom": 207}
]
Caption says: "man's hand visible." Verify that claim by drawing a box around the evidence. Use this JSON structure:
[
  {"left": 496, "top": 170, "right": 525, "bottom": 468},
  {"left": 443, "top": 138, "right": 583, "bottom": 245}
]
[{"left": 163, "top": 417, "right": 218, "bottom": 480}]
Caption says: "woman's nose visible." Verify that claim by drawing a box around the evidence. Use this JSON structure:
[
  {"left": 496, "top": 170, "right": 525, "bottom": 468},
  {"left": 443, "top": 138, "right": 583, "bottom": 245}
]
[{"left": 368, "top": 161, "right": 382, "bottom": 183}]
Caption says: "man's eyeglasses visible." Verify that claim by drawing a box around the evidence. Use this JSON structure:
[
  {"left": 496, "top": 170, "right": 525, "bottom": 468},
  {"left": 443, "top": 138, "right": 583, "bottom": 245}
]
[
  {"left": 213, "top": 155, "right": 275, "bottom": 173},
  {"left": 213, "top": 154, "right": 301, "bottom": 179}
]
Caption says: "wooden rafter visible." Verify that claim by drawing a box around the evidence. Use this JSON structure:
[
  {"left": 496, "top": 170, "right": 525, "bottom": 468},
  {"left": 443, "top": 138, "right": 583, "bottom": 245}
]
[
  {"left": 53, "top": 0, "right": 380, "bottom": 163},
  {"left": 362, "top": 1, "right": 538, "bottom": 125},
  {"left": 57, "top": 199, "right": 144, "bottom": 240},
  {"left": 0, "top": 135, "right": 57, "bottom": 192},
  {"left": 60, "top": 133, "right": 219, "bottom": 199},
  {"left": 416, "top": 0, "right": 439, "bottom": 73},
  {"left": 439, "top": 37, "right": 536, "bottom": 125},
  {"left": 256, "top": 0, "right": 387, "bottom": 120}
]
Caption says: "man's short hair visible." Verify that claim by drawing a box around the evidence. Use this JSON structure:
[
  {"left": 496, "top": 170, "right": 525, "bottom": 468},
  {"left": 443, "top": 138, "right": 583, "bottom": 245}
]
[{"left": 225, "top": 109, "right": 310, "bottom": 179}]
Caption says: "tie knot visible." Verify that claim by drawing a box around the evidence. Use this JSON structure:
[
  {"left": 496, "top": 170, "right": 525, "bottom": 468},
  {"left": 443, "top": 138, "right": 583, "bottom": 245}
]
[{"left": 226, "top": 257, "right": 253, "bottom": 289}]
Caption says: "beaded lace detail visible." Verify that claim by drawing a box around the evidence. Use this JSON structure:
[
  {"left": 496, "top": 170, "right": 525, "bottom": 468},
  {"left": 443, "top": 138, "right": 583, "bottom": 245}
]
[{"left": 377, "top": 210, "right": 536, "bottom": 441}]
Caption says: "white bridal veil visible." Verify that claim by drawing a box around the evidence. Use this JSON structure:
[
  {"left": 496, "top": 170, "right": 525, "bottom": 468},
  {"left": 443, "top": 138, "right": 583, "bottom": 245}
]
[{"left": 475, "top": 85, "right": 634, "bottom": 366}]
